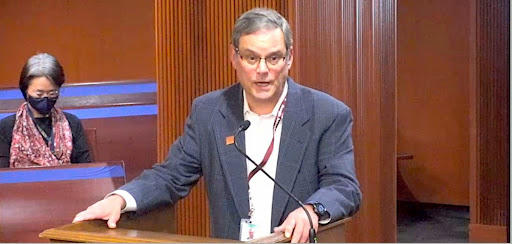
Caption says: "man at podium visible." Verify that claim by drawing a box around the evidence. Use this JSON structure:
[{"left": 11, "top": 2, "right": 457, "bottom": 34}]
[{"left": 74, "top": 8, "right": 361, "bottom": 243}]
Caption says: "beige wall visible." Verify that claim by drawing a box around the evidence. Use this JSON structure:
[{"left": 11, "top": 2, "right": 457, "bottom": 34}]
[{"left": 397, "top": 0, "right": 470, "bottom": 205}]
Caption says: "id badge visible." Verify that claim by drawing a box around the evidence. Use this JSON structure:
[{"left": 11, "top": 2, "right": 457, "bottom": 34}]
[{"left": 239, "top": 218, "right": 256, "bottom": 241}]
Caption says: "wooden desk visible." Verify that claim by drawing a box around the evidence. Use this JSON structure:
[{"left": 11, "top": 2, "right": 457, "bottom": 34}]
[{"left": 0, "top": 162, "right": 125, "bottom": 242}]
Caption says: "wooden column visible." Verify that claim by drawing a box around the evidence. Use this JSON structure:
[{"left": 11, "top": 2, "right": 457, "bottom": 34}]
[
  {"left": 155, "top": 0, "right": 290, "bottom": 237},
  {"left": 469, "top": 0, "right": 510, "bottom": 242},
  {"left": 355, "top": 1, "right": 397, "bottom": 242},
  {"left": 289, "top": 0, "right": 397, "bottom": 242}
]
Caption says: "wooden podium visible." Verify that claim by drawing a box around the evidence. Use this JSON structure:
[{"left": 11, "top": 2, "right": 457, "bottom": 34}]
[{"left": 39, "top": 214, "right": 349, "bottom": 243}]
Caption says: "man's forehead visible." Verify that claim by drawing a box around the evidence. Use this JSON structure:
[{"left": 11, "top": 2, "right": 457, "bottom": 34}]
[
  {"left": 238, "top": 28, "right": 286, "bottom": 52},
  {"left": 239, "top": 27, "right": 284, "bottom": 40}
]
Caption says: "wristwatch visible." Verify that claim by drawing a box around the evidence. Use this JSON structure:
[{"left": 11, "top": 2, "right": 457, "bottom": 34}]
[{"left": 311, "top": 202, "right": 330, "bottom": 222}]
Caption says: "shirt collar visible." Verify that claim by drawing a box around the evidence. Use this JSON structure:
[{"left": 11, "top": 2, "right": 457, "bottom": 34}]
[{"left": 243, "top": 81, "right": 288, "bottom": 117}]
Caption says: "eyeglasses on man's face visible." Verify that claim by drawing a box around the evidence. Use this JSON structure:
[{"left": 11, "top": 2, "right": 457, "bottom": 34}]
[{"left": 235, "top": 48, "right": 287, "bottom": 67}]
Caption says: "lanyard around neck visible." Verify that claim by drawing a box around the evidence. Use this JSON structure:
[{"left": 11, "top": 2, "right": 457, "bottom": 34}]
[{"left": 247, "top": 97, "right": 287, "bottom": 182}]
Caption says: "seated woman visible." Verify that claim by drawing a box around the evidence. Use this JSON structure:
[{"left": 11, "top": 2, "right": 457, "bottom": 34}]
[{"left": 0, "top": 53, "right": 91, "bottom": 168}]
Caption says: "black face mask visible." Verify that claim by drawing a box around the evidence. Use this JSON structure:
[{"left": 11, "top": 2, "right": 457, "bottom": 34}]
[{"left": 27, "top": 96, "right": 58, "bottom": 115}]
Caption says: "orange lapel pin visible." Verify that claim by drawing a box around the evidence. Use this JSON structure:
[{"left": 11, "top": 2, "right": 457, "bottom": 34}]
[{"left": 225, "top": 135, "right": 235, "bottom": 145}]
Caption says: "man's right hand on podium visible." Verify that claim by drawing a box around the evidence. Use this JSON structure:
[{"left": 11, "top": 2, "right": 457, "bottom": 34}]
[{"left": 72, "top": 194, "right": 126, "bottom": 228}]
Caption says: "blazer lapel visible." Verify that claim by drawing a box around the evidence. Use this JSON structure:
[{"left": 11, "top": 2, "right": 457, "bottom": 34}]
[
  {"left": 271, "top": 79, "right": 311, "bottom": 228},
  {"left": 214, "top": 83, "right": 250, "bottom": 219}
]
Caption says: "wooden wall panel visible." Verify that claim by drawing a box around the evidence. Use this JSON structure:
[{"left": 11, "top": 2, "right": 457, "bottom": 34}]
[
  {"left": 289, "top": 1, "right": 357, "bottom": 107},
  {"left": 155, "top": 0, "right": 289, "bottom": 237},
  {"left": 81, "top": 116, "right": 157, "bottom": 181},
  {"left": 469, "top": 0, "right": 509, "bottom": 242},
  {"left": 0, "top": 0, "right": 154, "bottom": 87},
  {"left": 289, "top": 0, "right": 397, "bottom": 242},
  {"left": 397, "top": 0, "right": 471, "bottom": 205},
  {"left": 354, "top": 1, "right": 397, "bottom": 242}
]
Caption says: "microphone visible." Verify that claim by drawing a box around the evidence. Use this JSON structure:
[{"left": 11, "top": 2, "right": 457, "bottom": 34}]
[{"left": 233, "top": 120, "right": 317, "bottom": 243}]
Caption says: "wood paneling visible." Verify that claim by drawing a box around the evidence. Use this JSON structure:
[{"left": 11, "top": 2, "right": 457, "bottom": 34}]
[
  {"left": 288, "top": 1, "right": 357, "bottom": 105},
  {"left": 0, "top": 0, "right": 154, "bottom": 87},
  {"left": 355, "top": 1, "right": 397, "bottom": 242},
  {"left": 397, "top": 0, "right": 471, "bottom": 205},
  {"left": 469, "top": 0, "right": 509, "bottom": 242},
  {"left": 289, "top": 0, "right": 397, "bottom": 242},
  {"left": 82, "top": 116, "right": 157, "bottom": 181},
  {"left": 156, "top": 0, "right": 396, "bottom": 241},
  {"left": 84, "top": 128, "right": 98, "bottom": 162},
  {"left": 469, "top": 224, "right": 508, "bottom": 243}
]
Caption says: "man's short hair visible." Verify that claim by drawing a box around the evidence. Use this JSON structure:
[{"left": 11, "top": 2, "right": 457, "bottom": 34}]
[{"left": 232, "top": 8, "right": 293, "bottom": 54}]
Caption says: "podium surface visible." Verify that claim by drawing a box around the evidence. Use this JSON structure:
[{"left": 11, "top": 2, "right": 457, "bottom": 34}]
[
  {"left": 40, "top": 218, "right": 349, "bottom": 243},
  {"left": 40, "top": 220, "right": 235, "bottom": 243}
]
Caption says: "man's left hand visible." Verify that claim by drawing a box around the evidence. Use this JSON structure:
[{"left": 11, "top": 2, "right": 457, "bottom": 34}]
[{"left": 273, "top": 204, "right": 318, "bottom": 243}]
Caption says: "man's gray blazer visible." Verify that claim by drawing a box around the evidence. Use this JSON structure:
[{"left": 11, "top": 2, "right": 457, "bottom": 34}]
[{"left": 120, "top": 78, "right": 361, "bottom": 240}]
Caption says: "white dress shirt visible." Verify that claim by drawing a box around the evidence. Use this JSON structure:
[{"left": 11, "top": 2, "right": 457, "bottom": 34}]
[{"left": 243, "top": 82, "right": 288, "bottom": 238}]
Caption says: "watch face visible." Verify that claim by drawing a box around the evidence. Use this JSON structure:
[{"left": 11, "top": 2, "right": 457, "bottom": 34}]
[{"left": 314, "top": 202, "right": 326, "bottom": 215}]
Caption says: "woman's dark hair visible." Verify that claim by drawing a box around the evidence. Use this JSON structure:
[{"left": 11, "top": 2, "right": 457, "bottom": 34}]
[{"left": 19, "top": 53, "right": 65, "bottom": 99}]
